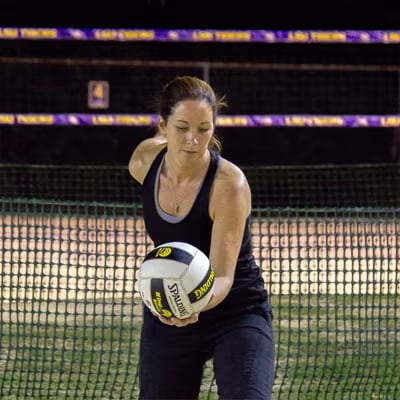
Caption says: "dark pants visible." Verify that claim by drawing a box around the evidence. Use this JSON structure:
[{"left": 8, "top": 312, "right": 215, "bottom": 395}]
[{"left": 139, "top": 309, "right": 275, "bottom": 400}]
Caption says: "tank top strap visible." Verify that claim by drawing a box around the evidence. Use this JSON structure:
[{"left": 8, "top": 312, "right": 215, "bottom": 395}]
[{"left": 195, "top": 150, "right": 220, "bottom": 205}]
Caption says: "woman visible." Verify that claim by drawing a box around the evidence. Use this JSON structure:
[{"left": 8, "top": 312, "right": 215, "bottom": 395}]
[{"left": 129, "top": 76, "right": 275, "bottom": 399}]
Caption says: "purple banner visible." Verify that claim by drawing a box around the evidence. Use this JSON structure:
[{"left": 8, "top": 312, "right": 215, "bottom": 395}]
[
  {"left": 0, "top": 114, "right": 399, "bottom": 127},
  {"left": 1, "top": 28, "right": 400, "bottom": 43}
]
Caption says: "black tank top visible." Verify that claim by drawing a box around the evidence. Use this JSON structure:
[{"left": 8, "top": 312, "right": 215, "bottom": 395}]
[{"left": 141, "top": 147, "right": 271, "bottom": 320}]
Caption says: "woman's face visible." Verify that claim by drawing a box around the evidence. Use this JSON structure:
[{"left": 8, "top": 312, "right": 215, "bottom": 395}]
[{"left": 163, "top": 99, "right": 214, "bottom": 159}]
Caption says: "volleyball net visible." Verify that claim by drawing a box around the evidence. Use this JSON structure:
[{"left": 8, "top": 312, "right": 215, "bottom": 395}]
[
  {"left": 0, "top": 28, "right": 399, "bottom": 400},
  {"left": 1, "top": 199, "right": 399, "bottom": 400}
]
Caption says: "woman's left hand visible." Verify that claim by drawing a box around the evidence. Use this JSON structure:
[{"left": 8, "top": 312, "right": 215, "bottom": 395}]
[{"left": 158, "top": 312, "right": 199, "bottom": 327}]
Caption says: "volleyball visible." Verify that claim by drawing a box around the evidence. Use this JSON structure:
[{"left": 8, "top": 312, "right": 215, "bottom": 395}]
[{"left": 138, "top": 241, "right": 215, "bottom": 319}]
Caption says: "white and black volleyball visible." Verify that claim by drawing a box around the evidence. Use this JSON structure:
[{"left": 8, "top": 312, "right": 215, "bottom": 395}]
[{"left": 138, "top": 241, "right": 215, "bottom": 319}]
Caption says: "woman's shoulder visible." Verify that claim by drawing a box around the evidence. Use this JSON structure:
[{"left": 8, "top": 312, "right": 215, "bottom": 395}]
[
  {"left": 217, "top": 156, "right": 247, "bottom": 182},
  {"left": 211, "top": 156, "right": 252, "bottom": 215},
  {"left": 128, "top": 135, "right": 167, "bottom": 184},
  {"left": 215, "top": 156, "right": 250, "bottom": 194}
]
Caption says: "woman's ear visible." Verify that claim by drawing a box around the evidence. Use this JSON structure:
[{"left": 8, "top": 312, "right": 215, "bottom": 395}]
[{"left": 158, "top": 118, "right": 166, "bottom": 132}]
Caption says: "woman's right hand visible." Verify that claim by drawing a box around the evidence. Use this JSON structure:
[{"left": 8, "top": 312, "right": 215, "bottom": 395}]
[{"left": 158, "top": 313, "right": 199, "bottom": 327}]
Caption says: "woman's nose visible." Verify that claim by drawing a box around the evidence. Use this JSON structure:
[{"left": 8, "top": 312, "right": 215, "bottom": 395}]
[{"left": 185, "top": 131, "right": 197, "bottom": 144}]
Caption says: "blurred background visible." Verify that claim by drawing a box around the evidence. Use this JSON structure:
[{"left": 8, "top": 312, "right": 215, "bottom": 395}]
[{"left": 0, "top": 0, "right": 399, "bottom": 168}]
